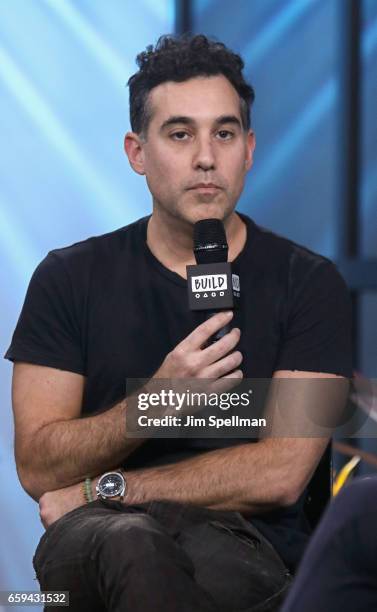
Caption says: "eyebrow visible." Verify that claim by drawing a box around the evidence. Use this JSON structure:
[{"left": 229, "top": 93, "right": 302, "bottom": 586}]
[{"left": 159, "top": 114, "right": 242, "bottom": 131}]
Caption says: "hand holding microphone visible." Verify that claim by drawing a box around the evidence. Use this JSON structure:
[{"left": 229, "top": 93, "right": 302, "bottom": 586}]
[
  {"left": 149, "top": 310, "right": 243, "bottom": 422},
  {"left": 145, "top": 220, "right": 243, "bottom": 423},
  {"left": 153, "top": 310, "right": 242, "bottom": 382},
  {"left": 152, "top": 218, "right": 243, "bottom": 385}
]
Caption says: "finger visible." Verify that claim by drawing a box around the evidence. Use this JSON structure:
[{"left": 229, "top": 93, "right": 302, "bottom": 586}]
[
  {"left": 201, "top": 350, "right": 243, "bottom": 379},
  {"left": 209, "top": 370, "right": 244, "bottom": 394},
  {"left": 182, "top": 311, "right": 234, "bottom": 351},
  {"left": 222, "top": 368, "right": 244, "bottom": 379},
  {"left": 199, "top": 327, "right": 241, "bottom": 367}
]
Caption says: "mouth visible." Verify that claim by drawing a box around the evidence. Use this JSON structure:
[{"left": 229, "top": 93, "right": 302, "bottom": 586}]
[{"left": 189, "top": 184, "right": 222, "bottom": 193}]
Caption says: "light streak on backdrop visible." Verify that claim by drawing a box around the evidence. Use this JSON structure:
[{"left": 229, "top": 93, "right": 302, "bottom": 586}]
[{"left": 0, "top": 2, "right": 174, "bottom": 606}]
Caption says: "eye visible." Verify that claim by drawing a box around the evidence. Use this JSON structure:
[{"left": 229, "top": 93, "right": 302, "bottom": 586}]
[
  {"left": 170, "top": 131, "right": 190, "bottom": 141},
  {"left": 217, "top": 130, "right": 234, "bottom": 140}
]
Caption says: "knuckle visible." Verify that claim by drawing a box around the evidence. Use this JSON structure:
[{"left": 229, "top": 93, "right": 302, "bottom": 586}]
[
  {"left": 39, "top": 492, "right": 48, "bottom": 507},
  {"left": 204, "top": 316, "right": 222, "bottom": 336},
  {"left": 170, "top": 345, "right": 205, "bottom": 377},
  {"left": 198, "top": 331, "right": 209, "bottom": 348},
  {"left": 187, "top": 355, "right": 200, "bottom": 376},
  {"left": 171, "top": 346, "right": 184, "bottom": 365},
  {"left": 222, "top": 337, "right": 236, "bottom": 355},
  {"left": 39, "top": 507, "right": 47, "bottom": 521},
  {"left": 172, "top": 344, "right": 183, "bottom": 358},
  {"left": 195, "top": 325, "right": 209, "bottom": 347},
  {"left": 174, "top": 348, "right": 194, "bottom": 374}
]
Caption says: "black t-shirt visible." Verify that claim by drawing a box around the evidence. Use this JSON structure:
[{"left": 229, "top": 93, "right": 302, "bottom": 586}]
[{"left": 5, "top": 212, "right": 352, "bottom": 570}]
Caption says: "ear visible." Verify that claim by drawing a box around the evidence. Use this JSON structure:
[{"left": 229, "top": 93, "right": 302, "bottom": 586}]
[
  {"left": 124, "top": 132, "right": 146, "bottom": 175},
  {"left": 245, "top": 130, "right": 256, "bottom": 171}
]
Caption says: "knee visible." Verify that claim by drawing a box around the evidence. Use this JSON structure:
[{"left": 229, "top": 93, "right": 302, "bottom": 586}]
[{"left": 94, "top": 513, "right": 175, "bottom": 563}]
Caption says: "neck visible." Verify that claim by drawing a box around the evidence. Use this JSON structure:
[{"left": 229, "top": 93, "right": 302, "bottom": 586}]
[{"left": 147, "top": 206, "right": 247, "bottom": 279}]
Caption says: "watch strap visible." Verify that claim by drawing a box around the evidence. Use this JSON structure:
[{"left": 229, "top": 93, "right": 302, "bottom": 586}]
[{"left": 83, "top": 477, "right": 94, "bottom": 504}]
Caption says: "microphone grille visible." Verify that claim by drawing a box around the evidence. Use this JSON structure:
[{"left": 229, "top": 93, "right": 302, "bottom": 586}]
[{"left": 193, "top": 219, "right": 228, "bottom": 264}]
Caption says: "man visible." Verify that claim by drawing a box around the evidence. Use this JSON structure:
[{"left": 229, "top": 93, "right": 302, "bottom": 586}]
[{"left": 5, "top": 34, "right": 352, "bottom": 611}]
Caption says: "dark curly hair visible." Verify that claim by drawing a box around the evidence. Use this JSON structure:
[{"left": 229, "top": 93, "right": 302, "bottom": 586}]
[{"left": 127, "top": 34, "right": 255, "bottom": 137}]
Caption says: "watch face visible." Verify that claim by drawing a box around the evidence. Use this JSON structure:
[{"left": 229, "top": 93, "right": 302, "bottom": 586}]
[{"left": 99, "top": 472, "right": 124, "bottom": 498}]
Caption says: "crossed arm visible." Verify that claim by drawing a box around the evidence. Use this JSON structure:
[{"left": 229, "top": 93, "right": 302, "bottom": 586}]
[
  {"left": 12, "top": 364, "right": 340, "bottom": 529},
  {"left": 12, "top": 312, "right": 346, "bottom": 528}
]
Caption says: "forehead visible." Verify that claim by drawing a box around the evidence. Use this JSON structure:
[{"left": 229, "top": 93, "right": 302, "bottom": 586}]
[{"left": 147, "top": 75, "right": 242, "bottom": 125}]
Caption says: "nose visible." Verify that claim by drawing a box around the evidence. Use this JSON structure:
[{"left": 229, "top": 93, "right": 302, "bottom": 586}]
[{"left": 193, "top": 134, "right": 216, "bottom": 171}]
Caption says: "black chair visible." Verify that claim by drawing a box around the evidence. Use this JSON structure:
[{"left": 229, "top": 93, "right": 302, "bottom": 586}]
[{"left": 304, "top": 443, "right": 333, "bottom": 530}]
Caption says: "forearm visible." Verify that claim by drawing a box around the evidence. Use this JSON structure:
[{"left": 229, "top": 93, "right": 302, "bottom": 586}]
[
  {"left": 122, "top": 440, "right": 301, "bottom": 514},
  {"left": 38, "top": 438, "right": 326, "bottom": 528},
  {"left": 22, "top": 399, "right": 145, "bottom": 499}
]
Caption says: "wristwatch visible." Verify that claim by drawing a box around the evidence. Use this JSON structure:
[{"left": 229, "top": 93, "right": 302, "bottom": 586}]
[{"left": 96, "top": 470, "right": 126, "bottom": 501}]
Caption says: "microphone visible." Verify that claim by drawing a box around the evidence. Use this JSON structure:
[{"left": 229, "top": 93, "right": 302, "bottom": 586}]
[
  {"left": 187, "top": 218, "right": 240, "bottom": 343},
  {"left": 193, "top": 218, "right": 229, "bottom": 265}
]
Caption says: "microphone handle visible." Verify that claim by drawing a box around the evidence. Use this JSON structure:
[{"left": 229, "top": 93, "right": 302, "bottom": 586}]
[{"left": 204, "top": 310, "right": 232, "bottom": 345}]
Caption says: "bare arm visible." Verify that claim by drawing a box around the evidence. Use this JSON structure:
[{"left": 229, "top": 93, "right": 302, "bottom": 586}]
[
  {"left": 12, "top": 363, "right": 144, "bottom": 501},
  {"left": 13, "top": 311, "right": 242, "bottom": 501},
  {"left": 112, "top": 371, "right": 346, "bottom": 512},
  {"left": 122, "top": 436, "right": 329, "bottom": 513},
  {"left": 39, "top": 434, "right": 326, "bottom": 528},
  {"left": 39, "top": 370, "right": 348, "bottom": 527},
  {"left": 39, "top": 434, "right": 328, "bottom": 528}
]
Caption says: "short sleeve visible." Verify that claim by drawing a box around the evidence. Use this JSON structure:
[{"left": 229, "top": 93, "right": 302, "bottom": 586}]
[
  {"left": 4, "top": 252, "right": 85, "bottom": 374},
  {"left": 275, "top": 260, "right": 353, "bottom": 377}
]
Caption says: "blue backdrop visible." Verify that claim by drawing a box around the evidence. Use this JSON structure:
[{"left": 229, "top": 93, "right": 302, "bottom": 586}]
[
  {"left": 0, "top": 0, "right": 376, "bottom": 604},
  {"left": 0, "top": 0, "right": 174, "bottom": 603}
]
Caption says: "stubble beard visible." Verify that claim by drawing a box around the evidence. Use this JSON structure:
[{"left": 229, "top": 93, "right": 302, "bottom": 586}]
[{"left": 176, "top": 190, "right": 235, "bottom": 227}]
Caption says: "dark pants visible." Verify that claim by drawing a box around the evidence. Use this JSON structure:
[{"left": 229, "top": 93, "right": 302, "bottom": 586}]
[
  {"left": 33, "top": 499, "right": 291, "bottom": 612},
  {"left": 281, "top": 476, "right": 377, "bottom": 612}
]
